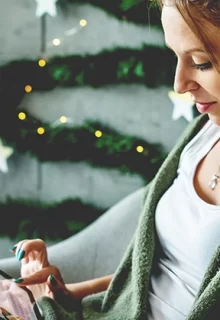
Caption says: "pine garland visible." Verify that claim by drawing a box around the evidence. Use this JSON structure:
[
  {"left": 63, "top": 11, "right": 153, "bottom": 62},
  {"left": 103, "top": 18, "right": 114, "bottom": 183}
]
[
  {"left": 59, "top": 0, "right": 162, "bottom": 27},
  {"left": 0, "top": 198, "right": 104, "bottom": 240},
  {"left": 0, "top": 47, "right": 176, "bottom": 91},
  {"left": 0, "top": 109, "right": 166, "bottom": 182},
  {"left": 0, "top": 47, "right": 169, "bottom": 182}
]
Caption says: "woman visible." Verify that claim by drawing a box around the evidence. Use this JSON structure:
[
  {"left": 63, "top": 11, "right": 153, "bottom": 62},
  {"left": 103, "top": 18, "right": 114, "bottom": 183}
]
[{"left": 10, "top": 0, "right": 220, "bottom": 319}]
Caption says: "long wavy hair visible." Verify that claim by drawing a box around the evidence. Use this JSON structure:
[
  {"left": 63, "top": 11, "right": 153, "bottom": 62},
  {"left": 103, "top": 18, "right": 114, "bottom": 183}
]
[{"left": 151, "top": 0, "right": 220, "bottom": 71}]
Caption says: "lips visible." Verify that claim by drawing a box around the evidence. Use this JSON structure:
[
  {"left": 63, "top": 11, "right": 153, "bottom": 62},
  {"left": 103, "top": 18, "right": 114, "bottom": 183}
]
[{"left": 195, "top": 101, "right": 217, "bottom": 114}]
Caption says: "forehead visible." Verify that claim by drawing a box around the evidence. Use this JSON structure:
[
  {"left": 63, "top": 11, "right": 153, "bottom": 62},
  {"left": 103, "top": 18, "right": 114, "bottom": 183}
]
[{"left": 161, "top": 5, "right": 203, "bottom": 51}]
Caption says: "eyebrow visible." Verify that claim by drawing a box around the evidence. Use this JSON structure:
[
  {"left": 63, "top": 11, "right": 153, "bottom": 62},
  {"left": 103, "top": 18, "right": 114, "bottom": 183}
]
[{"left": 165, "top": 42, "right": 206, "bottom": 54}]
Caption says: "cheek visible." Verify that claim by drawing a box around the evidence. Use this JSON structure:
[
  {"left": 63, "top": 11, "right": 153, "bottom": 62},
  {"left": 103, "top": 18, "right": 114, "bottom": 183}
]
[
  {"left": 210, "top": 83, "right": 220, "bottom": 101},
  {"left": 200, "top": 74, "right": 220, "bottom": 101}
]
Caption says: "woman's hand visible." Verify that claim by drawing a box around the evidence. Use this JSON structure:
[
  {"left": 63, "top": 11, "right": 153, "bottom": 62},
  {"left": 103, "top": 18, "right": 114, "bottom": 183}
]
[{"left": 11, "top": 239, "right": 76, "bottom": 311}]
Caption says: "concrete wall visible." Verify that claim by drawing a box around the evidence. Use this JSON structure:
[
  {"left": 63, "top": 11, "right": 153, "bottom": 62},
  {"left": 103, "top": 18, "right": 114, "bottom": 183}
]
[{"left": 0, "top": 0, "right": 189, "bottom": 240}]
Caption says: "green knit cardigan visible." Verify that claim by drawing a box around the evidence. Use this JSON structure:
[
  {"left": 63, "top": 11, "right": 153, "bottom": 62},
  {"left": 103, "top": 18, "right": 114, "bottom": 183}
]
[{"left": 37, "top": 114, "right": 220, "bottom": 320}]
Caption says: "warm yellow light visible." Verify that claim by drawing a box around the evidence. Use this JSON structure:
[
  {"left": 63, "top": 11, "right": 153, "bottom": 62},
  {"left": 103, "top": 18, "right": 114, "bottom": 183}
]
[
  {"left": 25, "top": 85, "right": 32, "bottom": 93},
  {"left": 80, "top": 19, "right": 87, "bottom": 27},
  {"left": 38, "top": 59, "right": 47, "bottom": 67},
  {"left": 18, "top": 112, "right": 26, "bottom": 120},
  {"left": 136, "top": 145, "right": 144, "bottom": 153},
  {"left": 53, "top": 38, "right": 61, "bottom": 46},
  {"left": 95, "top": 130, "right": 102, "bottom": 138},
  {"left": 60, "top": 116, "right": 67, "bottom": 123},
  {"left": 37, "top": 127, "right": 45, "bottom": 135}
]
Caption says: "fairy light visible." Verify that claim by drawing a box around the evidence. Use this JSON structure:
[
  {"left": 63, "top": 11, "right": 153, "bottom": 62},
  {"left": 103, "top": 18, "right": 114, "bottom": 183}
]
[
  {"left": 18, "top": 112, "right": 26, "bottom": 120},
  {"left": 25, "top": 85, "right": 32, "bottom": 93},
  {"left": 47, "top": 19, "right": 88, "bottom": 50},
  {"left": 60, "top": 116, "right": 67, "bottom": 123},
  {"left": 37, "top": 127, "right": 45, "bottom": 135},
  {"left": 136, "top": 145, "right": 144, "bottom": 153},
  {"left": 53, "top": 38, "right": 61, "bottom": 46},
  {"left": 80, "top": 19, "right": 87, "bottom": 27},
  {"left": 38, "top": 59, "right": 47, "bottom": 67},
  {"left": 95, "top": 130, "right": 102, "bottom": 138},
  {"left": 17, "top": 113, "right": 147, "bottom": 158}
]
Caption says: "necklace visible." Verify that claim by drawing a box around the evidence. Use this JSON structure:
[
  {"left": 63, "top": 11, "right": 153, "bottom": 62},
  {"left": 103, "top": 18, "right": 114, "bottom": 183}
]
[{"left": 208, "top": 165, "right": 220, "bottom": 190}]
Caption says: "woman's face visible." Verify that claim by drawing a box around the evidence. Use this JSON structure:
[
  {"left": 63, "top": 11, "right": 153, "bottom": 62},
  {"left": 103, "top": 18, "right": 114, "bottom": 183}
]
[{"left": 161, "top": 4, "right": 220, "bottom": 125}]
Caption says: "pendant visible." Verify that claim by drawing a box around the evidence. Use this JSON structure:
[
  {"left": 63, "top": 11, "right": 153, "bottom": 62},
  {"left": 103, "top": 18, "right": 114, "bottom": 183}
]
[{"left": 208, "top": 174, "right": 220, "bottom": 190}]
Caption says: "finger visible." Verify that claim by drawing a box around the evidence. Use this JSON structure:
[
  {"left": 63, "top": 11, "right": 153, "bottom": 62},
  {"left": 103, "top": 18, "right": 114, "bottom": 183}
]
[
  {"left": 47, "top": 275, "right": 75, "bottom": 312},
  {"left": 10, "top": 240, "right": 28, "bottom": 261},
  {"left": 20, "top": 247, "right": 48, "bottom": 268},
  {"left": 47, "top": 274, "right": 66, "bottom": 293},
  {"left": 14, "top": 265, "right": 62, "bottom": 286},
  {"left": 11, "top": 239, "right": 48, "bottom": 265},
  {"left": 16, "top": 239, "right": 46, "bottom": 258}
]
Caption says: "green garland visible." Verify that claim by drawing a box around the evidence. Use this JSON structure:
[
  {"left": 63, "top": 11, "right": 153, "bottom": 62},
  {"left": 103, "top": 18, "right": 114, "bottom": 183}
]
[
  {"left": 0, "top": 47, "right": 176, "bottom": 91},
  {"left": 0, "top": 198, "right": 104, "bottom": 240},
  {"left": 0, "top": 47, "right": 170, "bottom": 182},
  {"left": 1, "top": 109, "right": 166, "bottom": 182},
  {"left": 59, "top": 0, "right": 162, "bottom": 27}
]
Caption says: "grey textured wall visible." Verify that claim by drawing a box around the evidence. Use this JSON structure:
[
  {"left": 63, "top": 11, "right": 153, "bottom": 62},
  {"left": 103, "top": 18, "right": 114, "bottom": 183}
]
[{"left": 0, "top": 1, "right": 189, "bottom": 229}]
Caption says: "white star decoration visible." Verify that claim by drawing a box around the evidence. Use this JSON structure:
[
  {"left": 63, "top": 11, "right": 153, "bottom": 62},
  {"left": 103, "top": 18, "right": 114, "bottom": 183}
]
[
  {"left": 168, "top": 91, "right": 195, "bottom": 123},
  {"left": 0, "top": 138, "right": 14, "bottom": 173},
  {"left": 35, "top": 0, "right": 58, "bottom": 17}
]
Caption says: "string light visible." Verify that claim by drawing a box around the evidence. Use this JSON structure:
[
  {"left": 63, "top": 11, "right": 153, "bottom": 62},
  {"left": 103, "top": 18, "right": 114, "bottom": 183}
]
[
  {"left": 47, "top": 19, "right": 88, "bottom": 50},
  {"left": 79, "top": 19, "right": 87, "bottom": 27},
  {"left": 18, "top": 112, "right": 26, "bottom": 120},
  {"left": 95, "top": 130, "right": 102, "bottom": 138},
  {"left": 53, "top": 38, "right": 61, "bottom": 46},
  {"left": 38, "top": 59, "right": 47, "bottom": 67},
  {"left": 51, "top": 116, "right": 74, "bottom": 127},
  {"left": 60, "top": 116, "right": 67, "bottom": 123},
  {"left": 37, "top": 127, "right": 45, "bottom": 135},
  {"left": 25, "top": 85, "right": 32, "bottom": 93},
  {"left": 17, "top": 114, "right": 146, "bottom": 156},
  {"left": 136, "top": 146, "right": 144, "bottom": 153}
]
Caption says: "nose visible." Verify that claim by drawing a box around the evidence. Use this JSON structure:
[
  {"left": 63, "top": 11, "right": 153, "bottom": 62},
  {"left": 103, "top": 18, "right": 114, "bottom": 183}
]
[{"left": 173, "top": 63, "right": 198, "bottom": 94}]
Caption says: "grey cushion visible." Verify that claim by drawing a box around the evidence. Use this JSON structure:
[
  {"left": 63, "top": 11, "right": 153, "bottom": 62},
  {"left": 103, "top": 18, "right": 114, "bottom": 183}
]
[{"left": 0, "top": 186, "right": 145, "bottom": 282}]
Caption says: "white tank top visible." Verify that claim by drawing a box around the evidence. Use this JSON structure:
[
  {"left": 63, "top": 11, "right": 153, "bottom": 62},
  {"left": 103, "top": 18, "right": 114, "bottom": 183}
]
[{"left": 147, "top": 120, "right": 220, "bottom": 319}]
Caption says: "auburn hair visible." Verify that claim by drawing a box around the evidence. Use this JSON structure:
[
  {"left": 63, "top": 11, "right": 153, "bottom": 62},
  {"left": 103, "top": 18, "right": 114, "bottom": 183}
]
[{"left": 151, "top": 0, "right": 220, "bottom": 71}]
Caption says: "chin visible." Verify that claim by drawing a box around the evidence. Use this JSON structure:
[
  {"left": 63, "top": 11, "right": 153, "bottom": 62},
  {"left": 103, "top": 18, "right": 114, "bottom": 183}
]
[{"left": 208, "top": 114, "right": 220, "bottom": 126}]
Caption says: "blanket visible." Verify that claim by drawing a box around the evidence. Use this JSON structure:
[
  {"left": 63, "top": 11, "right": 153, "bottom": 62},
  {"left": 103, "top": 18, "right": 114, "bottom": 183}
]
[{"left": 37, "top": 113, "right": 220, "bottom": 319}]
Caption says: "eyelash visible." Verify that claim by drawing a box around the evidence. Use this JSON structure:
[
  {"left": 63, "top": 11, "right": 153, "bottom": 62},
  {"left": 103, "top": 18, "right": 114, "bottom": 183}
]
[
  {"left": 191, "top": 62, "right": 212, "bottom": 72},
  {"left": 173, "top": 54, "right": 212, "bottom": 72}
]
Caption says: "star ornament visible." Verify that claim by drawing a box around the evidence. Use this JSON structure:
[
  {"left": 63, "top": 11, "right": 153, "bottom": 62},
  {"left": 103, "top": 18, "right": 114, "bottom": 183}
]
[
  {"left": 35, "top": 0, "right": 58, "bottom": 17},
  {"left": 168, "top": 91, "right": 195, "bottom": 123},
  {"left": 0, "top": 138, "right": 14, "bottom": 173}
]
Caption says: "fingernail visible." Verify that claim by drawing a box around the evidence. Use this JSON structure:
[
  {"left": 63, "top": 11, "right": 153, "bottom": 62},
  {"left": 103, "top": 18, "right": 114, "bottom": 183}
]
[
  {"left": 14, "top": 278, "right": 24, "bottom": 283},
  {"left": 9, "top": 245, "right": 17, "bottom": 253},
  {"left": 15, "top": 248, "right": 20, "bottom": 260},
  {"left": 14, "top": 277, "right": 24, "bottom": 283},
  {"left": 17, "top": 250, "right": 25, "bottom": 261},
  {"left": 49, "top": 274, "right": 57, "bottom": 286}
]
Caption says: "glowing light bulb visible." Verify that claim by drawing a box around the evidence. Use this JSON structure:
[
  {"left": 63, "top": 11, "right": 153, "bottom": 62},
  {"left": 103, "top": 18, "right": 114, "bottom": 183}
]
[
  {"left": 53, "top": 38, "right": 61, "bottom": 46},
  {"left": 38, "top": 59, "right": 47, "bottom": 67},
  {"left": 80, "top": 19, "right": 87, "bottom": 27},
  {"left": 60, "top": 116, "right": 67, "bottom": 123},
  {"left": 95, "top": 130, "right": 102, "bottom": 138},
  {"left": 18, "top": 112, "right": 26, "bottom": 120},
  {"left": 25, "top": 85, "right": 32, "bottom": 93},
  {"left": 37, "top": 127, "right": 45, "bottom": 135},
  {"left": 136, "top": 145, "right": 144, "bottom": 153}
]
